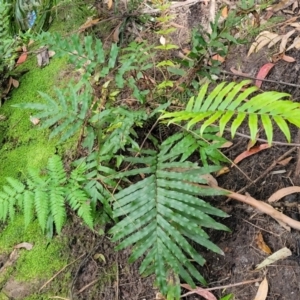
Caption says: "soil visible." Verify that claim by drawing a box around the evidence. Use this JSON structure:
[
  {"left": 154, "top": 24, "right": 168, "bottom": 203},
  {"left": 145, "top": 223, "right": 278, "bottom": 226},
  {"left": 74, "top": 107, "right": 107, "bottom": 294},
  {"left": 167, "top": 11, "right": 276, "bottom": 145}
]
[{"left": 3, "top": 1, "right": 300, "bottom": 300}]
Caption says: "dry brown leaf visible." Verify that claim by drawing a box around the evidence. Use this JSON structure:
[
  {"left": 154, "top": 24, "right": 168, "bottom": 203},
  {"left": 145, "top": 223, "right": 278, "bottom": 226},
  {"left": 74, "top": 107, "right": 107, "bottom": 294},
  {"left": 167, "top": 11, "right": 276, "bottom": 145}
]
[
  {"left": 233, "top": 144, "right": 271, "bottom": 166},
  {"left": 287, "top": 35, "right": 300, "bottom": 50},
  {"left": 181, "top": 284, "right": 217, "bottom": 300},
  {"left": 230, "top": 67, "right": 252, "bottom": 77},
  {"left": 254, "top": 277, "right": 268, "bottom": 300},
  {"left": 11, "top": 78, "right": 19, "bottom": 88},
  {"left": 290, "top": 22, "right": 300, "bottom": 29},
  {"left": 256, "top": 232, "right": 272, "bottom": 254},
  {"left": 107, "top": 0, "right": 113, "bottom": 9},
  {"left": 220, "top": 141, "right": 233, "bottom": 148},
  {"left": 256, "top": 247, "right": 292, "bottom": 270},
  {"left": 255, "top": 63, "right": 275, "bottom": 88},
  {"left": 16, "top": 52, "right": 28, "bottom": 65},
  {"left": 48, "top": 50, "right": 56, "bottom": 58},
  {"left": 277, "top": 156, "right": 293, "bottom": 166},
  {"left": 199, "top": 174, "right": 218, "bottom": 187},
  {"left": 113, "top": 23, "right": 122, "bottom": 43},
  {"left": 79, "top": 18, "right": 101, "bottom": 32},
  {"left": 30, "top": 116, "right": 40, "bottom": 125},
  {"left": 279, "top": 29, "right": 295, "bottom": 53},
  {"left": 292, "top": 0, "right": 298, "bottom": 11},
  {"left": 14, "top": 242, "right": 33, "bottom": 250},
  {"left": 215, "top": 167, "right": 230, "bottom": 177},
  {"left": 268, "top": 186, "right": 300, "bottom": 203},
  {"left": 221, "top": 6, "right": 228, "bottom": 18},
  {"left": 211, "top": 54, "right": 225, "bottom": 63},
  {"left": 267, "top": 35, "right": 282, "bottom": 48},
  {"left": 282, "top": 54, "right": 296, "bottom": 62},
  {"left": 247, "top": 132, "right": 259, "bottom": 150},
  {"left": 160, "top": 36, "right": 166, "bottom": 45},
  {"left": 248, "top": 31, "right": 279, "bottom": 56}
]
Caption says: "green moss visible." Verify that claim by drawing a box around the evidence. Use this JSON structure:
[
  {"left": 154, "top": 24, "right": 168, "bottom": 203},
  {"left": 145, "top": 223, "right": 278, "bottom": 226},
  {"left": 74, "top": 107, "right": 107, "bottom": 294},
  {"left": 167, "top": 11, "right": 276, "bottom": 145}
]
[
  {"left": 0, "top": 215, "right": 68, "bottom": 281},
  {"left": 0, "top": 54, "right": 77, "bottom": 186}
]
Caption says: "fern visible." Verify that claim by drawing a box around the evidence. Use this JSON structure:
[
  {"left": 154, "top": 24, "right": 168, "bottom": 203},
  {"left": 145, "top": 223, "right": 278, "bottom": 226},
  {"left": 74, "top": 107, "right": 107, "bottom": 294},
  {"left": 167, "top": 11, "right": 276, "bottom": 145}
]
[
  {"left": 0, "top": 0, "right": 15, "bottom": 74},
  {"left": 109, "top": 133, "right": 229, "bottom": 296},
  {"left": 0, "top": 155, "right": 94, "bottom": 235},
  {"left": 160, "top": 80, "right": 300, "bottom": 144},
  {"left": 12, "top": 80, "right": 93, "bottom": 142}
]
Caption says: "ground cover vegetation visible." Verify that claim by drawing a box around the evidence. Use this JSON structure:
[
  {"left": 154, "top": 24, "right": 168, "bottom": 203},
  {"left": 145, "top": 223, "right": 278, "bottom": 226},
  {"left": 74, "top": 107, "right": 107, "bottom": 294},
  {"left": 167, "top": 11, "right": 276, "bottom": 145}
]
[{"left": 1, "top": 0, "right": 300, "bottom": 299}]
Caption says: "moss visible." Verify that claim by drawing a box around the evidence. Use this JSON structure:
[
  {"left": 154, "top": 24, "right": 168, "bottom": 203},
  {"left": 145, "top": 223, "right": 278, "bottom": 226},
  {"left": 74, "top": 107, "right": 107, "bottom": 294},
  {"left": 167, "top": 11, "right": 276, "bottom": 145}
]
[
  {"left": 0, "top": 215, "right": 68, "bottom": 281},
  {"left": 0, "top": 54, "right": 77, "bottom": 186}
]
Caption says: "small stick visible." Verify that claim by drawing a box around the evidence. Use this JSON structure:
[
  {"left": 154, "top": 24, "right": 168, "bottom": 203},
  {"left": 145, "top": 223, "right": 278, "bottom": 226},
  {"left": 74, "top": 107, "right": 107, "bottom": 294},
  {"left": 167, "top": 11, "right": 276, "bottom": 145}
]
[
  {"left": 76, "top": 279, "right": 99, "bottom": 294},
  {"left": 294, "top": 129, "right": 300, "bottom": 177},
  {"left": 206, "top": 278, "right": 261, "bottom": 291},
  {"left": 227, "top": 130, "right": 300, "bottom": 147},
  {"left": 39, "top": 253, "right": 85, "bottom": 292},
  {"left": 181, "top": 278, "right": 261, "bottom": 297},
  {"left": 221, "top": 70, "right": 300, "bottom": 89},
  {"left": 235, "top": 147, "right": 297, "bottom": 195},
  {"left": 242, "top": 218, "right": 281, "bottom": 236}
]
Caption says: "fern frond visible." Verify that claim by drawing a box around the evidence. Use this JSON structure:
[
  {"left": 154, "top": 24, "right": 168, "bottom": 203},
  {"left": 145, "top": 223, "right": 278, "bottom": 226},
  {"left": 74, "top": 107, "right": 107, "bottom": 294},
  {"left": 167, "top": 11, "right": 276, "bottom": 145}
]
[
  {"left": 0, "top": 178, "right": 25, "bottom": 221},
  {"left": 12, "top": 82, "right": 93, "bottom": 142},
  {"left": 109, "top": 135, "right": 229, "bottom": 296},
  {"left": 66, "top": 162, "right": 94, "bottom": 228},
  {"left": 160, "top": 80, "right": 300, "bottom": 144},
  {"left": 90, "top": 107, "right": 147, "bottom": 158}
]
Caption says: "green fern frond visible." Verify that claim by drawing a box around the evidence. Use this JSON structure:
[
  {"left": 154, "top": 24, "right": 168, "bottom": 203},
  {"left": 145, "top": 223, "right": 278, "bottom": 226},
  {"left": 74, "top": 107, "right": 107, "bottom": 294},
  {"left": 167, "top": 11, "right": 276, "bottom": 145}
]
[
  {"left": 12, "top": 82, "right": 93, "bottom": 142},
  {"left": 0, "top": 177, "right": 25, "bottom": 221},
  {"left": 109, "top": 135, "right": 229, "bottom": 296},
  {"left": 90, "top": 107, "right": 147, "bottom": 158},
  {"left": 66, "top": 162, "right": 94, "bottom": 228},
  {"left": 160, "top": 80, "right": 300, "bottom": 144}
]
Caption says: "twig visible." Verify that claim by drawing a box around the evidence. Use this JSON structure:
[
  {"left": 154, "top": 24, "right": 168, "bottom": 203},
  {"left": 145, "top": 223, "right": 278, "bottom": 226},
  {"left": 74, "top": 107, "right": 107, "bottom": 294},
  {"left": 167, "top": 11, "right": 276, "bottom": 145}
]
[
  {"left": 225, "top": 188, "right": 300, "bottom": 230},
  {"left": 206, "top": 278, "right": 261, "bottom": 291},
  {"left": 39, "top": 253, "right": 85, "bottom": 292},
  {"left": 220, "top": 70, "right": 300, "bottom": 89},
  {"left": 116, "top": 254, "right": 119, "bottom": 300},
  {"left": 227, "top": 130, "right": 300, "bottom": 147},
  {"left": 235, "top": 147, "right": 297, "bottom": 195},
  {"left": 242, "top": 218, "right": 281, "bottom": 236},
  {"left": 294, "top": 129, "right": 300, "bottom": 178},
  {"left": 76, "top": 279, "right": 99, "bottom": 294},
  {"left": 181, "top": 279, "right": 261, "bottom": 297}
]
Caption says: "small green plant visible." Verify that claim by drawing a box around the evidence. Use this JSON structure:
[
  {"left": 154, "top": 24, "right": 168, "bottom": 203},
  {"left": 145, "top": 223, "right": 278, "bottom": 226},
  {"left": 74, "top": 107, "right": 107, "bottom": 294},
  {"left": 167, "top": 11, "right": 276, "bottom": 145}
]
[
  {"left": 0, "top": 155, "right": 94, "bottom": 236},
  {"left": 109, "top": 133, "right": 229, "bottom": 294}
]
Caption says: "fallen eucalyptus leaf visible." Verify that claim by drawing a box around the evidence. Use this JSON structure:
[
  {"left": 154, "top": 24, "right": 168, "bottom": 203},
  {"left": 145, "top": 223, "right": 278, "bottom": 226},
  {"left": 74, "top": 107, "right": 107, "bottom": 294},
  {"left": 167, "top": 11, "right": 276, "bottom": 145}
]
[{"left": 255, "top": 247, "right": 292, "bottom": 270}]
